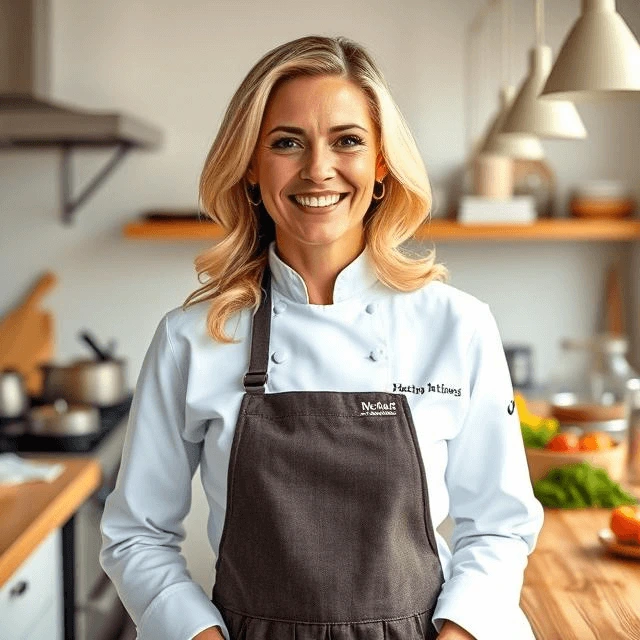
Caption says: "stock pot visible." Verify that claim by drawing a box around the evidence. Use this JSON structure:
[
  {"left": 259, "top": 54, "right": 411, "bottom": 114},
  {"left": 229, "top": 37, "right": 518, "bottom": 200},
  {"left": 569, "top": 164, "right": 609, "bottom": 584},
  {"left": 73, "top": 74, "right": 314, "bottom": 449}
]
[{"left": 40, "top": 331, "right": 127, "bottom": 408}]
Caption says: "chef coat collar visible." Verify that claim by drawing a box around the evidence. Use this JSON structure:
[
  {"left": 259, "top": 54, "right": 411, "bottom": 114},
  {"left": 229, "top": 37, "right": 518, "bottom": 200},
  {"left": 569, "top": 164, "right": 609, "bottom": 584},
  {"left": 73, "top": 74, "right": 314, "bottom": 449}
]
[{"left": 267, "top": 241, "right": 379, "bottom": 304}]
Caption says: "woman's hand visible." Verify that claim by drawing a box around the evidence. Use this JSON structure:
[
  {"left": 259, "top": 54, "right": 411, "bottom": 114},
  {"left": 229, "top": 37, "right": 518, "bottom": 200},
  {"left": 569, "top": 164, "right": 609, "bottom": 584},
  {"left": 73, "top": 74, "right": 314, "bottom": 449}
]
[
  {"left": 192, "top": 626, "right": 225, "bottom": 640},
  {"left": 438, "top": 620, "right": 476, "bottom": 639}
]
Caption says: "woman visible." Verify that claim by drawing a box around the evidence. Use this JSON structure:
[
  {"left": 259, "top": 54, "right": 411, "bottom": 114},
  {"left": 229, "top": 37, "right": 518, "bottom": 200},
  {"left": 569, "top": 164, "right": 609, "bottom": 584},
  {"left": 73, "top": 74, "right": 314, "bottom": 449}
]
[{"left": 100, "top": 36, "right": 543, "bottom": 640}]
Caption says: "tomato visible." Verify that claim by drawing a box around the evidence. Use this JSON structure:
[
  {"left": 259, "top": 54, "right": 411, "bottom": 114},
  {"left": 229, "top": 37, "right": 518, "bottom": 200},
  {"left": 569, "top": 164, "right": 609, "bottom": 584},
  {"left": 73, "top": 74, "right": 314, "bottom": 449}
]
[
  {"left": 610, "top": 506, "right": 640, "bottom": 544},
  {"left": 545, "top": 433, "right": 580, "bottom": 452},
  {"left": 579, "top": 432, "right": 614, "bottom": 451}
]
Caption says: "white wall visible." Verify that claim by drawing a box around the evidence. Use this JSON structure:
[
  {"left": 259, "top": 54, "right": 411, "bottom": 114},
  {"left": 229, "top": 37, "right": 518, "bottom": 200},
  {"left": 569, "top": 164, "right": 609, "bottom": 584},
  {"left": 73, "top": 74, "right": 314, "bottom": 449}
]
[{"left": 1, "top": 0, "right": 639, "bottom": 590}]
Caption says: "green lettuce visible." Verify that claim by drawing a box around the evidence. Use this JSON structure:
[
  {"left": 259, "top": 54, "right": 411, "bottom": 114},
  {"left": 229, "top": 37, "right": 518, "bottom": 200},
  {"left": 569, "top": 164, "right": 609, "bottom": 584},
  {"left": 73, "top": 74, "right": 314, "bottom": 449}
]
[{"left": 533, "top": 462, "right": 638, "bottom": 509}]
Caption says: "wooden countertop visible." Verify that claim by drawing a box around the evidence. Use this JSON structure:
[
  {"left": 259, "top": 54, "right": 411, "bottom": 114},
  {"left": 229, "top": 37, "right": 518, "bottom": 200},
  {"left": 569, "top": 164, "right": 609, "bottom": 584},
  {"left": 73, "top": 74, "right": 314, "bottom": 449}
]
[
  {"left": 0, "top": 457, "right": 101, "bottom": 587},
  {"left": 2, "top": 451, "right": 639, "bottom": 638},
  {"left": 522, "top": 498, "right": 640, "bottom": 638}
]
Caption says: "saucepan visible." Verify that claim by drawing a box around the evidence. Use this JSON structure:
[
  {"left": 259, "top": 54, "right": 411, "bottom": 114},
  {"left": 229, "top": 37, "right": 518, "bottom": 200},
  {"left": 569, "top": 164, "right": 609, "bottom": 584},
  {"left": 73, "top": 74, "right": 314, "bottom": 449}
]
[
  {"left": 40, "top": 330, "right": 128, "bottom": 408},
  {"left": 0, "top": 370, "right": 100, "bottom": 436},
  {"left": 29, "top": 398, "right": 101, "bottom": 436}
]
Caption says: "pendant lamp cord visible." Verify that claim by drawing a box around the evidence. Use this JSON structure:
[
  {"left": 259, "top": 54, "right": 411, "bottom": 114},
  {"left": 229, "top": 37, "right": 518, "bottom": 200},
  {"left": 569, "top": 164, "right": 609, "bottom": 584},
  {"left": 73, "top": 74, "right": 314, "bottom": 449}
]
[
  {"left": 501, "top": 0, "right": 513, "bottom": 87},
  {"left": 535, "top": 0, "right": 545, "bottom": 47},
  {"left": 465, "top": 0, "right": 499, "bottom": 158}
]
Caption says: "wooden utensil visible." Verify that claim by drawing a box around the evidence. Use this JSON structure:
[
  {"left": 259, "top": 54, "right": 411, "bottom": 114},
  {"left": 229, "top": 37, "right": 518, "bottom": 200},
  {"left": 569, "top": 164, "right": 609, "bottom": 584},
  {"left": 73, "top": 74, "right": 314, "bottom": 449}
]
[
  {"left": 604, "top": 263, "right": 624, "bottom": 337},
  {"left": 23, "top": 311, "right": 54, "bottom": 394},
  {"left": 0, "top": 273, "right": 57, "bottom": 395}
]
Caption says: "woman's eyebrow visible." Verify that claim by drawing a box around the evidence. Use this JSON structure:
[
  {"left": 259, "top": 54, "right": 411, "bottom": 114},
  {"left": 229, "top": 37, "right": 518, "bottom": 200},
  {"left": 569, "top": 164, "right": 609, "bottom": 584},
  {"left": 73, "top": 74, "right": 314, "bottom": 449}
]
[{"left": 266, "top": 124, "right": 369, "bottom": 136}]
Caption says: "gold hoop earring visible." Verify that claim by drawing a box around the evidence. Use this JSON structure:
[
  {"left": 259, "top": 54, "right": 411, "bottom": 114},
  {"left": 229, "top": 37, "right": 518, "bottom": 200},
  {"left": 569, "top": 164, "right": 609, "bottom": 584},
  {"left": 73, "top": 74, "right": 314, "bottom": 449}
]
[
  {"left": 245, "top": 182, "right": 262, "bottom": 207},
  {"left": 372, "top": 180, "right": 386, "bottom": 201}
]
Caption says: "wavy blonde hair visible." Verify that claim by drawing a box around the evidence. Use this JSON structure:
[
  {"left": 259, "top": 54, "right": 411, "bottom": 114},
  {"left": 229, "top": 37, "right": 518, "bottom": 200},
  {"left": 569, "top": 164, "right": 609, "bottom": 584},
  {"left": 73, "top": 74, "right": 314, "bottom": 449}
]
[{"left": 183, "top": 35, "right": 448, "bottom": 342}]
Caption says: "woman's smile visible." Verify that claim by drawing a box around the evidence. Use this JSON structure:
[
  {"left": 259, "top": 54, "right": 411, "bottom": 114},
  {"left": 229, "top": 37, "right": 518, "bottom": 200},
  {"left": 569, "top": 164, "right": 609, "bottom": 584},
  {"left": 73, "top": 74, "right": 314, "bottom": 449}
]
[{"left": 289, "top": 192, "right": 349, "bottom": 210}]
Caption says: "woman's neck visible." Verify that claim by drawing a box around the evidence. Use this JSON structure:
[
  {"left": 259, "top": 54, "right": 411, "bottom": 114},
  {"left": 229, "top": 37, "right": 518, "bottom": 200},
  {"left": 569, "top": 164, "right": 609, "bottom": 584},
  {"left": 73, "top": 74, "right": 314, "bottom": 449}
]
[{"left": 274, "top": 234, "right": 366, "bottom": 305}]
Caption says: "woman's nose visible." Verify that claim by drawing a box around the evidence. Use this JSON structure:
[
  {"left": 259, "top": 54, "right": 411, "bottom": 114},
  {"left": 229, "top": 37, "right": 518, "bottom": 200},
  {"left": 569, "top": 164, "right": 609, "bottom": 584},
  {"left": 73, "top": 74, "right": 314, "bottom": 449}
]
[{"left": 300, "top": 144, "right": 336, "bottom": 183}]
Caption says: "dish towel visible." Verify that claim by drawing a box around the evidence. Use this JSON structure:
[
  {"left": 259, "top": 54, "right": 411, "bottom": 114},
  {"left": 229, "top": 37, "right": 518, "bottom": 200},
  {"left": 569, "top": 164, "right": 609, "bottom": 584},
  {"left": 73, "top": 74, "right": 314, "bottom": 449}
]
[{"left": 0, "top": 453, "right": 65, "bottom": 486}]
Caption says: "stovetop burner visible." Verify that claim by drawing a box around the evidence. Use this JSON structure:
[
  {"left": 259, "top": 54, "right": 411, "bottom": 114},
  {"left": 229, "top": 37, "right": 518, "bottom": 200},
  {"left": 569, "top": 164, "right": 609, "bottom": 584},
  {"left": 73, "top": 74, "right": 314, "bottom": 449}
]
[{"left": 0, "top": 393, "right": 133, "bottom": 453}]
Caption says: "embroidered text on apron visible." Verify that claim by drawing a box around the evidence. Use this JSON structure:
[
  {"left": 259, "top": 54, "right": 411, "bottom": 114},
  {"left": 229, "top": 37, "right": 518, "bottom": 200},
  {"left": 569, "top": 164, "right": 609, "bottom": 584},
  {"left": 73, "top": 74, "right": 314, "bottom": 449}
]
[{"left": 212, "top": 266, "right": 444, "bottom": 639}]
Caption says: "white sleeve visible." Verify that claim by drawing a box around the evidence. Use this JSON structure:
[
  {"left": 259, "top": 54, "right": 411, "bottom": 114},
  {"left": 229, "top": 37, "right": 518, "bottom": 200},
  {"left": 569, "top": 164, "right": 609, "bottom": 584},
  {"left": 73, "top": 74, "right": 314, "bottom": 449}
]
[
  {"left": 432, "top": 304, "right": 544, "bottom": 640},
  {"left": 99, "top": 313, "right": 229, "bottom": 640}
]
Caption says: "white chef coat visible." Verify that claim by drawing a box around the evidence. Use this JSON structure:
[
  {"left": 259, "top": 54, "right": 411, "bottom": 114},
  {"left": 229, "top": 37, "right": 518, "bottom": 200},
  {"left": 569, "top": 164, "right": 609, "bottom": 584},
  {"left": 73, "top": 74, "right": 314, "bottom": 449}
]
[{"left": 100, "top": 241, "right": 544, "bottom": 640}]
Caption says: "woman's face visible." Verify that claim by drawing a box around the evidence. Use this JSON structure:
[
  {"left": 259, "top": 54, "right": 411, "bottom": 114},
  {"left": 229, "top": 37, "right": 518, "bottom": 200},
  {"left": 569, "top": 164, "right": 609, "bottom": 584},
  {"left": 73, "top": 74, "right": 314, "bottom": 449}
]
[{"left": 248, "top": 74, "right": 386, "bottom": 258}]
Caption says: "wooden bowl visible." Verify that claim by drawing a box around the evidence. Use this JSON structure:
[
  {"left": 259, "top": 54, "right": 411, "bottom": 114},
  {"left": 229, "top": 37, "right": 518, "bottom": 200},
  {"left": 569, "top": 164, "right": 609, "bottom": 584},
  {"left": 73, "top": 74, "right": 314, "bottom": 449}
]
[
  {"left": 570, "top": 197, "right": 635, "bottom": 219},
  {"left": 525, "top": 440, "right": 628, "bottom": 483},
  {"left": 551, "top": 402, "right": 625, "bottom": 423}
]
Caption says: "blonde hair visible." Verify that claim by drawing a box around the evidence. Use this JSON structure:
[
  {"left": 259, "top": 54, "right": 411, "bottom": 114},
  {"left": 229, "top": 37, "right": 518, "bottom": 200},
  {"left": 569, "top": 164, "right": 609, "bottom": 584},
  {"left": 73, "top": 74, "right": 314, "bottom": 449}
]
[{"left": 183, "top": 35, "right": 448, "bottom": 342}]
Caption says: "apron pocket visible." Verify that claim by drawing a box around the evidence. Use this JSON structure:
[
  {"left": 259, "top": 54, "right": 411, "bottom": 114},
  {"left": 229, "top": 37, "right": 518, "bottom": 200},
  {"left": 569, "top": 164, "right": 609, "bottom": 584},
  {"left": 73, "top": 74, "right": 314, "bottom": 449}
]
[{"left": 218, "top": 606, "right": 437, "bottom": 640}]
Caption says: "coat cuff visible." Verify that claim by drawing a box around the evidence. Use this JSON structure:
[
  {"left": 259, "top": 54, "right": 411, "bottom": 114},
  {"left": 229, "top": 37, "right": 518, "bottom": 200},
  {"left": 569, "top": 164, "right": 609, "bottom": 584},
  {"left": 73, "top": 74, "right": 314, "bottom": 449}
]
[
  {"left": 432, "top": 576, "right": 536, "bottom": 640},
  {"left": 138, "top": 581, "right": 229, "bottom": 640}
]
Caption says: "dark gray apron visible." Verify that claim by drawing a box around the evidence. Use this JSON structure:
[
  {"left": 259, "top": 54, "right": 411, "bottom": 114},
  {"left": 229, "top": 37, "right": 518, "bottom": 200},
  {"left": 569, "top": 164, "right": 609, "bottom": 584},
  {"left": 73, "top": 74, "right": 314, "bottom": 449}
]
[{"left": 212, "top": 267, "right": 444, "bottom": 639}]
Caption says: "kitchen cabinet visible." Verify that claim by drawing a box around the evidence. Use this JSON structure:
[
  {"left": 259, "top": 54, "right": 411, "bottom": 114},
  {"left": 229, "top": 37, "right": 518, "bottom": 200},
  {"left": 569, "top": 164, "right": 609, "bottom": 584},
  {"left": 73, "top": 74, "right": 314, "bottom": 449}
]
[
  {"left": 122, "top": 218, "right": 640, "bottom": 242},
  {"left": 0, "top": 458, "right": 100, "bottom": 586},
  {"left": 0, "top": 528, "right": 63, "bottom": 640},
  {"left": 0, "top": 458, "right": 101, "bottom": 640},
  {"left": 23, "top": 600, "right": 63, "bottom": 640}
]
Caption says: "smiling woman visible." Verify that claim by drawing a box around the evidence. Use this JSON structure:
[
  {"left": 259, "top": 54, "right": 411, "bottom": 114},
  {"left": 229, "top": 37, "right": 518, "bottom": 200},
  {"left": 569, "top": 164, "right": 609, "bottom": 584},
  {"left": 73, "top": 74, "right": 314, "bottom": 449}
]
[{"left": 100, "top": 35, "right": 544, "bottom": 640}]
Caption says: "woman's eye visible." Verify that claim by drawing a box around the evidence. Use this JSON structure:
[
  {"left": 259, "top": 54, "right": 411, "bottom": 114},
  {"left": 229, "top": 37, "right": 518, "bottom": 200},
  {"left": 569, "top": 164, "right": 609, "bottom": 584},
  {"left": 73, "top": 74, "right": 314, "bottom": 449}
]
[
  {"left": 337, "top": 135, "right": 365, "bottom": 147},
  {"left": 333, "top": 135, "right": 366, "bottom": 149},
  {"left": 270, "top": 138, "right": 301, "bottom": 150}
]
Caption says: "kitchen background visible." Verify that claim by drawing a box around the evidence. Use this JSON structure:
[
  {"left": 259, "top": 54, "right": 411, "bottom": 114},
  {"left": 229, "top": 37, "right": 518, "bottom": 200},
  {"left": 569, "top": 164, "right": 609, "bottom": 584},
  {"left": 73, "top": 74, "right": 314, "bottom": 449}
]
[{"left": 1, "top": 0, "right": 639, "bottom": 593}]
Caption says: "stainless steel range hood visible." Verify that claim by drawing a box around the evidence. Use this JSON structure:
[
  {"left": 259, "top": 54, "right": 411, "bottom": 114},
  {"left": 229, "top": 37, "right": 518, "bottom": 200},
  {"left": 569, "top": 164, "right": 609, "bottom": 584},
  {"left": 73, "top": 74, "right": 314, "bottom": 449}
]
[
  {"left": 0, "top": 0, "right": 162, "bottom": 148},
  {"left": 0, "top": 0, "right": 162, "bottom": 222}
]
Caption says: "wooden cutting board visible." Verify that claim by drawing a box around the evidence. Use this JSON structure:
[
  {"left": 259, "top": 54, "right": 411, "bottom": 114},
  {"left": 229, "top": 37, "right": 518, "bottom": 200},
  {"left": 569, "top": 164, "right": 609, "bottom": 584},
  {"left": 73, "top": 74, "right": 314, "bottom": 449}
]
[{"left": 0, "top": 273, "right": 57, "bottom": 395}]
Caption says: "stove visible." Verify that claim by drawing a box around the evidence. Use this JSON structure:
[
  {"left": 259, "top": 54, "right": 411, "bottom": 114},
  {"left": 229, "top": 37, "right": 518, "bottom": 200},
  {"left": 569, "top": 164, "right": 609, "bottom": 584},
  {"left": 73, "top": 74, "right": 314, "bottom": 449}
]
[
  {"left": 0, "top": 394, "right": 135, "bottom": 640},
  {"left": 0, "top": 395, "right": 133, "bottom": 454}
]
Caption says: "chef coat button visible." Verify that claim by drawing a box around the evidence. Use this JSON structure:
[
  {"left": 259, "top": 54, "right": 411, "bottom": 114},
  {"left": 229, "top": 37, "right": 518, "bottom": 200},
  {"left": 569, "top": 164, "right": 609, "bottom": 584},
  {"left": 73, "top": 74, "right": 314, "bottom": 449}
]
[
  {"left": 271, "top": 351, "right": 286, "bottom": 364},
  {"left": 273, "top": 301, "right": 287, "bottom": 315},
  {"left": 369, "top": 347, "right": 385, "bottom": 361},
  {"left": 365, "top": 302, "right": 376, "bottom": 314}
]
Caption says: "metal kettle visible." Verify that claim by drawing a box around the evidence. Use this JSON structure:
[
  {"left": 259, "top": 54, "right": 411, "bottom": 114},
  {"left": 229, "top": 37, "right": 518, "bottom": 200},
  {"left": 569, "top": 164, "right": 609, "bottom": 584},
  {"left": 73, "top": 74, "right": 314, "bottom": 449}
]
[{"left": 0, "top": 369, "right": 30, "bottom": 419}]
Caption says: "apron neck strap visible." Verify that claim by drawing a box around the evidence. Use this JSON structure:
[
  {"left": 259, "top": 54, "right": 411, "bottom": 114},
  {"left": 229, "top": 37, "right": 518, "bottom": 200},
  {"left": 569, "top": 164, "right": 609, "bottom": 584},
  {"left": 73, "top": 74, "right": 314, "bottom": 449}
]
[{"left": 243, "top": 265, "right": 271, "bottom": 394}]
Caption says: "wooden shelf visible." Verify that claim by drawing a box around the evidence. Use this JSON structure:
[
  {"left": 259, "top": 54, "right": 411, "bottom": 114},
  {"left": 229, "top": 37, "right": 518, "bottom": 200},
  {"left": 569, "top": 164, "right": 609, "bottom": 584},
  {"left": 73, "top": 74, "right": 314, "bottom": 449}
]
[
  {"left": 124, "top": 219, "right": 226, "bottom": 240},
  {"left": 422, "top": 219, "right": 640, "bottom": 241},
  {"left": 122, "top": 218, "right": 640, "bottom": 242}
]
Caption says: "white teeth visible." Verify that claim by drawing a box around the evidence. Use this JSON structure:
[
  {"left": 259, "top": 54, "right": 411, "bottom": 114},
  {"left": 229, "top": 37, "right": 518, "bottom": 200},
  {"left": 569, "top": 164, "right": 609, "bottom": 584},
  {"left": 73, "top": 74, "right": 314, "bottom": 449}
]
[{"left": 294, "top": 194, "right": 341, "bottom": 208}]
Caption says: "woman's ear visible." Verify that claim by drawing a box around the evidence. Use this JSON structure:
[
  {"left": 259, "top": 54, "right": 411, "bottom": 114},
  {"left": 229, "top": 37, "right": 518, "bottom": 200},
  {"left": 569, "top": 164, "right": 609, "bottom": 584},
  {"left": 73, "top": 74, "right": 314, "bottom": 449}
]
[
  {"left": 246, "top": 163, "right": 258, "bottom": 185},
  {"left": 375, "top": 154, "right": 388, "bottom": 182}
]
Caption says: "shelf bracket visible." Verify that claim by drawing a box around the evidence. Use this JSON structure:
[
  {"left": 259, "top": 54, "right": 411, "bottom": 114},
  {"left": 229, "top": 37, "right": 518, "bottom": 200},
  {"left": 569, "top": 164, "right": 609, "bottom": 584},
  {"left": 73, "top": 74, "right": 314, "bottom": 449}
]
[{"left": 60, "top": 142, "right": 133, "bottom": 224}]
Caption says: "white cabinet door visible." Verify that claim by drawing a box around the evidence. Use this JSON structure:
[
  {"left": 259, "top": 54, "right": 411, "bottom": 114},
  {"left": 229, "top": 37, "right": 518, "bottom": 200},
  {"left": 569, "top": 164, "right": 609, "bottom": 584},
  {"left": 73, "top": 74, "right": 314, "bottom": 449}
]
[
  {"left": 0, "top": 528, "right": 63, "bottom": 640},
  {"left": 21, "top": 599, "right": 62, "bottom": 640}
]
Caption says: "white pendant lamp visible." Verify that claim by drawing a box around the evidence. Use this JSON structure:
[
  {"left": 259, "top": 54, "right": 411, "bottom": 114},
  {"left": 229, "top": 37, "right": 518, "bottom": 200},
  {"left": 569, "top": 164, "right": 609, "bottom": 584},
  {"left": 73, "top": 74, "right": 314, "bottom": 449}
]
[
  {"left": 481, "top": 86, "right": 545, "bottom": 159},
  {"left": 502, "top": 0, "right": 587, "bottom": 139},
  {"left": 541, "top": 0, "right": 640, "bottom": 101}
]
